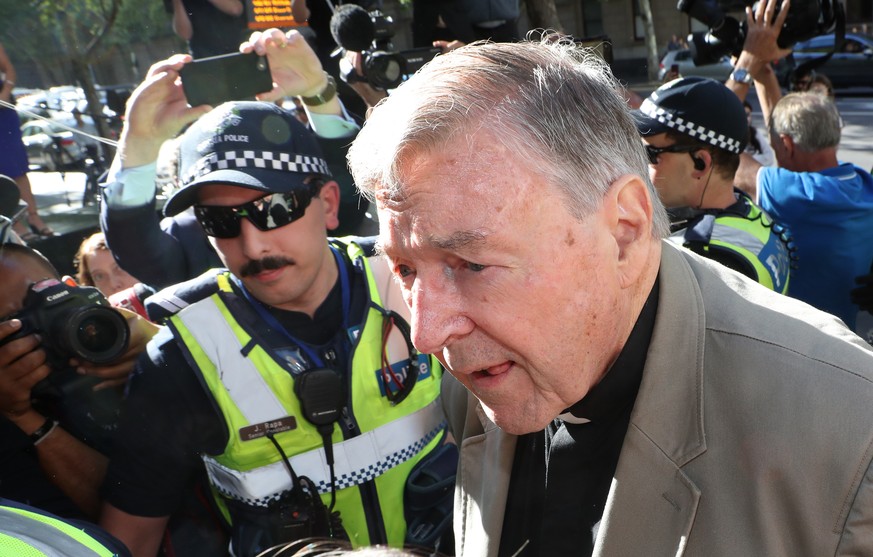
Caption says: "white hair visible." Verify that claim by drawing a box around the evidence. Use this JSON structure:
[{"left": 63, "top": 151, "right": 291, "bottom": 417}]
[{"left": 347, "top": 36, "right": 669, "bottom": 237}]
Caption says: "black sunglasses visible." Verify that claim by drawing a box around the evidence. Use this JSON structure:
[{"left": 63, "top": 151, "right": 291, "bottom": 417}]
[
  {"left": 194, "top": 182, "right": 323, "bottom": 239},
  {"left": 644, "top": 144, "right": 697, "bottom": 165}
]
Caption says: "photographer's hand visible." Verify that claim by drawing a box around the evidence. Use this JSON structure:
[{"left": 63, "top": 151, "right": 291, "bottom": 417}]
[
  {"left": 433, "top": 40, "right": 466, "bottom": 53},
  {"left": 117, "top": 55, "right": 213, "bottom": 170},
  {"left": 73, "top": 307, "right": 162, "bottom": 391},
  {"left": 242, "top": 29, "right": 342, "bottom": 116},
  {"left": 742, "top": 0, "right": 793, "bottom": 66},
  {"left": 728, "top": 0, "right": 790, "bottom": 122},
  {"left": 0, "top": 319, "right": 50, "bottom": 421},
  {"left": 342, "top": 50, "right": 388, "bottom": 114}
]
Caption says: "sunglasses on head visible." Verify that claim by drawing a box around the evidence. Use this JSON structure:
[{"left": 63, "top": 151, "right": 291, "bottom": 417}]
[
  {"left": 644, "top": 144, "right": 696, "bottom": 165},
  {"left": 194, "top": 181, "right": 324, "bottom": 239}
]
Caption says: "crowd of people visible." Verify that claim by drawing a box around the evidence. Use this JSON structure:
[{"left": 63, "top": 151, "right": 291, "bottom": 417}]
[{"left": 2, "top": 0, "right": 873, "bottom": 554}]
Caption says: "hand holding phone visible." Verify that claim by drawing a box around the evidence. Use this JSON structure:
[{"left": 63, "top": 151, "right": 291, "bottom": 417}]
[{"left": 180, "top": 52, "right": 273, "bottom": 107}]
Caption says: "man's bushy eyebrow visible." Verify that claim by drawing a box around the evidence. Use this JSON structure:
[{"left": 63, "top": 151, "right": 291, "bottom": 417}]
[
  {"left": 428, "top": 229, "right": 489, "bottom": 252},
  {"left": 376, "top": 229, "right": 489, "bottom": 258}
]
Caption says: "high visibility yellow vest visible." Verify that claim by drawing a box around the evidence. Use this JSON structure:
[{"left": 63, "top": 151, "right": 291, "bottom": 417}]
[
  {"left": 168, "top": 242, "right": 445, "bottom": 551},
  {"left": 0, "top": 503, "right": 125, "bottom": 557},
  {"left": 672, "top": 191, "right": 793, "bottom": 293}
]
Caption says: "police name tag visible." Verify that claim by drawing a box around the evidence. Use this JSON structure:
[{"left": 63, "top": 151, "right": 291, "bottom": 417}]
[{"left": 239, "top": 416, "right": 298, "bottom": 441}]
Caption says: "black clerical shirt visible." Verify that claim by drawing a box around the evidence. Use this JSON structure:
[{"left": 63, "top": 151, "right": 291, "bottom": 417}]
[{"left": 498, "top": 280, "right": 659, "bottom": 557}]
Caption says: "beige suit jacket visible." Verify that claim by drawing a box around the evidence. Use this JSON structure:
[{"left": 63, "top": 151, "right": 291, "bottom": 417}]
[{"left": 444, "top": 241, "right": 873, "bottom": 556}]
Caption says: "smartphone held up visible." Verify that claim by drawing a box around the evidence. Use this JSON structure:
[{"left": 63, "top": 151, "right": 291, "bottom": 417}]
[{"left": 180, "top": 52, "right": 274, "bottom": 107}]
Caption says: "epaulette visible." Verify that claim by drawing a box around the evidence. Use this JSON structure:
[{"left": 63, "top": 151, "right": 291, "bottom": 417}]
[{"left": 144, "top": 268, "right": 226, "bottom": 323}]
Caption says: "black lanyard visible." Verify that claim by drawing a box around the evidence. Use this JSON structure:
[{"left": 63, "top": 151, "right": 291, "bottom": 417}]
[{"left": 233, "top": 245, "right": 351, "bottom": 368}]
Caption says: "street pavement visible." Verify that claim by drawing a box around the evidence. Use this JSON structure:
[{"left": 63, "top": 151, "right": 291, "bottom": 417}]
[
  {"left": 835, "top": 95, "right": 873, "bottom": 172},
  {"left": 27, "top": 171, "right": 98, "bottom": 236}
]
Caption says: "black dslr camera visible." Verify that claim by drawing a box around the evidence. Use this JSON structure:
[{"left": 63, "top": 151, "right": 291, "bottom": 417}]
[
  {"left": 677, "top": 0, "right": 843, "bottom": 65},
  {"left": 2, "top": 278, "right": 130, "bottom": 370},
  {"left": 331, "top": 4, "right": 441, "bottom": 90}
]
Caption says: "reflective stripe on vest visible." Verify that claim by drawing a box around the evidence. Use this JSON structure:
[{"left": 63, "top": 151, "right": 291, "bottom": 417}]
[
  {"left": 0, "top": 507, "right": 116, "bottom": 557},
  {"left": 204, "top": 400, "right": 446, "bottom": 504},
  {"left": 176, "top": 298, "right": 286, "bottom": 425},
  {"left": 711, "top": 222, "right": 764, "bottom": 255}
]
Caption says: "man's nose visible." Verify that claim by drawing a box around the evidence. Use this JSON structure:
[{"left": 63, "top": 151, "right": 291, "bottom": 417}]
[
  {"left": 407, "top": 271, "right": 473, "bottom": 355},
  {"left": 238, "top": 217, "right": 270, "bottom": 258}
]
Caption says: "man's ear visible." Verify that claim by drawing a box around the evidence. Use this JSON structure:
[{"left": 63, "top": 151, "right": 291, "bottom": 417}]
[
  {"left": 319, "top": 180, "right": 341, "bottom": 231},
  {"left": 691, "top": 149, "right": 711, "bottom": 177},
  {"left": 605, "top": 175, "right": 655, "bottom": 289},
  {"left": 779, "top": 134, "right": 795, "bottom": 160}
]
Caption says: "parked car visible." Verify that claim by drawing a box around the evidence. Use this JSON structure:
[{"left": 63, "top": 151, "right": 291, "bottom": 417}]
[
  {"left": 658, "top": 49, "right": 733, "bottom": 82},
  {"left": 16, "top": 84, "right": 129, "bottom": 128},
  {"left": 15, "top": 86, "right": 84, "bottom": 122},
  {"left": 20, "top": 119, "right": 88, "bottom": 172},
  {"left": 790, "top": 33, "right": 873, "bottom": 88}
]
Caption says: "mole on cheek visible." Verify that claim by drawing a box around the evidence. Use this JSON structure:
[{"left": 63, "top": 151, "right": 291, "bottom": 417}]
[{"left": 565, "top": 230, "right": 576, "bottom": 247}]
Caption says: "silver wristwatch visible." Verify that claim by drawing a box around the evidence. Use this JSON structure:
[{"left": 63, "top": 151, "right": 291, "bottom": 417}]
[{"left": 730, "top": 68, "right": 753, "bottom": 84}]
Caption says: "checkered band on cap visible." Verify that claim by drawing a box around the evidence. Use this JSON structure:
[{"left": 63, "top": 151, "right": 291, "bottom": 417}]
[
  {"left": 182, "top": 150, "right": 331, "bottom": 186},
  {"left": 640, "top": 98, "right": 743, "bottom": 154}
]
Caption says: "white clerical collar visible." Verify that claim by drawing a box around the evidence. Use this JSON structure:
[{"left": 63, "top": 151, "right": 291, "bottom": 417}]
[{"left": 557, "top": 411, "right": 591, "bottom": 425}]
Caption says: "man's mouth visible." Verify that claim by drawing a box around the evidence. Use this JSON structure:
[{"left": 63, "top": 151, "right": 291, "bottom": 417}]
[{"left": 472, "top": 362, "right": 513, "bottom": 379}]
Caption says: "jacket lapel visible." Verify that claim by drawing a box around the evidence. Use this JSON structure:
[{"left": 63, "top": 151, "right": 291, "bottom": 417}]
[
  {"left": 594, "top": 243, "right": 708, "bottom": 556},
  {"left": 457, "top": 404, "right": 516, "bottom": 557},
  {"left": 594, "top": 427, "right": 701, "bottom": 556}
]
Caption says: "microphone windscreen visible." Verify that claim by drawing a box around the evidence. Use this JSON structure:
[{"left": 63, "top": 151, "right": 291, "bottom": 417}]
[
  {"left": 109, "top": 282, "right": 157, "bottom": 321},
  {"left": 330, "top": 4, "right": 375, "bottom": 53},
  {"left": 0, "top": 174, "right": 20, "bottom": 219}
]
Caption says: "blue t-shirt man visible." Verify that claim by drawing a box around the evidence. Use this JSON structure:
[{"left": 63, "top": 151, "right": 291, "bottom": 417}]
[{"left": 758, "top": 162, "right": 873, "bottom": 329}]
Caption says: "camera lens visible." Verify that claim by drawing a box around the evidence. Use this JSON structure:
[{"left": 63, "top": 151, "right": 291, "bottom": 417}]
[
  {"left": 79, "top": 315, "right": 119, "bottom": 350},
  {"left": 63, "top": 306, "right": 130, "bottom": 364},
  {"left": 366, "top": 52, "right": 404, "bottom": 90}
]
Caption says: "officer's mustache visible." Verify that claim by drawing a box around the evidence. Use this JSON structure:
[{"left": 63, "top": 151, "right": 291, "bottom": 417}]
[{"left": 240, "top": 256, "right": 296, "bottom": 277}]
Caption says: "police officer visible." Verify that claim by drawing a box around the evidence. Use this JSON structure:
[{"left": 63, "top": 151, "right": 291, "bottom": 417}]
[
  {"left": 634, "top": 77, "right": 794, "bottom": 293},
  {"left": 99, "top": 29, "right": 449, "bottom": 557}
]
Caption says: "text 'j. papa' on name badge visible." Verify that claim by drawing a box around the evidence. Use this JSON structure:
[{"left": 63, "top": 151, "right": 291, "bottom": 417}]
[{"left": 239, "top": 416, "right": 298, "bottom": 441}]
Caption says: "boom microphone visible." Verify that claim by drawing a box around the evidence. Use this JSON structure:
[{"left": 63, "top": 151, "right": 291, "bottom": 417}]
[{"left": 330, "top": 4, "right": 375, "bottom": 52}]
